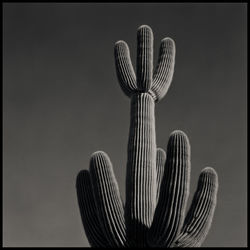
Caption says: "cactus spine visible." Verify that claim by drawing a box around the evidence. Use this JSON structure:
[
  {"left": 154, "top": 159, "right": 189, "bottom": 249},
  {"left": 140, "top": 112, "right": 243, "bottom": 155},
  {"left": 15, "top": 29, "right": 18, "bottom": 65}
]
[{"left": 76, "top": 25, "right": 219, "bottom": 247}]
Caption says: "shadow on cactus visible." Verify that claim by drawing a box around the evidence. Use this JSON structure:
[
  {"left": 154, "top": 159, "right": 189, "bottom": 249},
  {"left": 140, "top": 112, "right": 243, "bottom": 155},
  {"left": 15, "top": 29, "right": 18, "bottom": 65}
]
[{"left": 76, "top": 25, "right": 219, "bottom": 247}]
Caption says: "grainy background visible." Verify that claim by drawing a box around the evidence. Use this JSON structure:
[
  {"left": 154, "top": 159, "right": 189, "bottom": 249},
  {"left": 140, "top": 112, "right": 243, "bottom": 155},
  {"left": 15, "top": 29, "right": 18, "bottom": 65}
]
[{"left": 3, "top": 3, "right": 247, "bottom": 247}]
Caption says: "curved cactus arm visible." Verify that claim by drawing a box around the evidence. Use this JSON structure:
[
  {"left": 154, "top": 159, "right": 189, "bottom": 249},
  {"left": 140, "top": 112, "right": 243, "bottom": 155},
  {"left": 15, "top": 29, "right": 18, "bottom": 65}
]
[
  {"left": 150, "top": 38, "right": 176, "bottom": 102},
  {"left": 76, "top": 170, "right": 109, "bottom": 247},
  {"left": 148, "top": 130, "right": 191, "bottom": 247},
  {"left": 114, "top": 41, "right": 137, "bottom": 97},
  {"left": 173, "top": 167, "right": 218, "bottom": 247},
  {"left": 89, "top": 151, "right": 127, "bottom": 247},
  {"left": 156, "top": 147, "right": 167, "bottom": 203},
  {"left": 136, "top": 25, "right": 153, "bottom": 92}
]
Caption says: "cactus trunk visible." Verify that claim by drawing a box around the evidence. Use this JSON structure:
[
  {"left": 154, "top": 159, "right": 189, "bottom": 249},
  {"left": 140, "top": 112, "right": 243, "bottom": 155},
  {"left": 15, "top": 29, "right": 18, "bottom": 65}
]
[{"left": 125, "top": 93, "right": 156, "bottom": 246}]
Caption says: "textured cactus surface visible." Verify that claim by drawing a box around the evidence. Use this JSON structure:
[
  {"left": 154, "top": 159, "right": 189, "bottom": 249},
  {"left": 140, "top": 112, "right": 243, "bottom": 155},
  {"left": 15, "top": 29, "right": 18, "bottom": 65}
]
[{"left": 76, "top": 25, "right": 219, "bottom": 247}]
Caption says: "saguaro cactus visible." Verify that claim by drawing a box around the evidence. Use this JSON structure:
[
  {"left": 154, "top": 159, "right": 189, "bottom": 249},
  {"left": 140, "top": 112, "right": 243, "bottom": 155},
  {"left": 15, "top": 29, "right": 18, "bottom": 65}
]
[{"left": 76, "top": 25, "right": 219, "bottom": 247}]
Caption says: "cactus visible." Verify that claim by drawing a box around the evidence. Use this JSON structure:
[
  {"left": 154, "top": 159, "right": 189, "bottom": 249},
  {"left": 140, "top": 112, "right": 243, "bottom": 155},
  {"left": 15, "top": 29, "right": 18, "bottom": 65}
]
[{"left": 76, "top": 25, "right": 219, "bottom": 247}]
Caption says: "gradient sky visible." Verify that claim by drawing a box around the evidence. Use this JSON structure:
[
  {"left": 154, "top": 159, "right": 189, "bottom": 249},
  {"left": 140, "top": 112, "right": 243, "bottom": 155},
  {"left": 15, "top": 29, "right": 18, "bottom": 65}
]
[{"left": 3, "top": 3, "right": 247, "bottom": 247}]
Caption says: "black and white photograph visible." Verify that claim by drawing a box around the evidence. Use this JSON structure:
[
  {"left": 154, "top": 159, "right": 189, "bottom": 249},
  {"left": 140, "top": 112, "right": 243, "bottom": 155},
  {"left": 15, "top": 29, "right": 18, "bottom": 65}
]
[{"left": 3, "top": 2, "right": 247, "bottom": 247}]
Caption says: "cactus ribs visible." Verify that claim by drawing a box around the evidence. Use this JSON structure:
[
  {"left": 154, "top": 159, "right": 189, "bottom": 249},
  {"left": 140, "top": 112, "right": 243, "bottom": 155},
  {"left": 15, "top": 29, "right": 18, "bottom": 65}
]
[{"left": 76, "top": 25, "right": 218, "bottom": 248}]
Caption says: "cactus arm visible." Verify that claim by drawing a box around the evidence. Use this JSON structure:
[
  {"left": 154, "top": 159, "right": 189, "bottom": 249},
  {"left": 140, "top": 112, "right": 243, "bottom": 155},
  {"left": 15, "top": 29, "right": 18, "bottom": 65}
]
[
  {"left": 156, "top": 148, "right": 167, "bottom": 203},
  {"left": 173, "top": 167, "right": 218, "bottom": 247},
  {"left": 76, "top": 170, "right": 109, "bottom": 247},
  {"left": 148, "top": 130, "right": 191, "bottom": 247},
  {"left": 89, "top": 151, "right": 127, "bottom": 247},
  {"left": 150, "top": 38, "right": 176, "bottom": 102},
  {"left": 136, "top": 25, "right": 153, "bottom": 92},
  {"left": 125, "top": 92, "right": 157, "bottom": 247},
  {"left": 114, "top": 41, "right": 137, "bottom": 97}
]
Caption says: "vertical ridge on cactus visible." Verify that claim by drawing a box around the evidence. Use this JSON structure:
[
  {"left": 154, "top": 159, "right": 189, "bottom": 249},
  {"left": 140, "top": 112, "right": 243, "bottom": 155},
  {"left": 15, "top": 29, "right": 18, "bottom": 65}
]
[
  {"left": 173, "top": 168, "right": 218, "bottom": 247},
  {"left": 125, "top": 93, "right": 157, "bottom": 246},
  {"left": 155, "top": 148, "right": 166, "bottom": 203},
  {"left": 76, "top": 170, "right": 108, "bottom": 247},
  {"left": 137, "top": 25, "right": 153, "bottom": 92},
  {"left": 148, "top": 130, "right": 191, "bottom": 247},
  {"left": 114, "top": 41, "right": 137, "bottom": 97},
  {"left": 76, "top": 25, "right": 219, "bottom": 248},
  {"left": 150, "top": 37, "right": 175, "bottom": 102},
  {"left": 89, "top": 151, "right": 127, "bottom": 247}
]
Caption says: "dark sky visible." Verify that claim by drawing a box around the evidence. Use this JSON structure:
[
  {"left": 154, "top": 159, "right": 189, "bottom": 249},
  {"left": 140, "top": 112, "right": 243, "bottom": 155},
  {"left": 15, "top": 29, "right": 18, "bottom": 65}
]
[{"left": 3, "top": 3, "right": 247, "bottom": 247}]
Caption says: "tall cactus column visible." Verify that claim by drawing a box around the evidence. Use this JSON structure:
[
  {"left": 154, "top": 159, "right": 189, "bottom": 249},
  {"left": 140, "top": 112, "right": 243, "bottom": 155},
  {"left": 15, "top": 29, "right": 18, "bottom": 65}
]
[
  {"left": 126, "top": 93, "right": 157, "bottom": 246},
  {"left": 127, "top": 26, "right": 156, "bottom": 246},
  {"left": 114, "top": 25, "right": 175, "bottom": 246},
  {"left": 76, "top": 24, "right": 219, "bottom": 248}
]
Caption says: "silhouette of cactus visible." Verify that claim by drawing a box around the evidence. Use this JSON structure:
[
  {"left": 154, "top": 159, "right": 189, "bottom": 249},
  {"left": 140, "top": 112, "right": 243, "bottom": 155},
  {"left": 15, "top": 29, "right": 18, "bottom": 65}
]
[{"left": 76, "top": 25, "right": 219, "bottom": 247}]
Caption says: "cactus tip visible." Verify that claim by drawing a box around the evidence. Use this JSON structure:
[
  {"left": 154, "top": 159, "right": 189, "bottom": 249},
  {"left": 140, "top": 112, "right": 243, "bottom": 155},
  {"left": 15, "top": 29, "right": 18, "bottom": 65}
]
[
  {"left": 76, "top": 169, "right": 89, "bottom": 187},
  {"left": 202, "top": 167, "right": 218, "bottom": 178},
  {"left": 200, "top": 167, "right": 219, "bottom": 188},
  {"left": 115, "top": 40, "right": 126, "bottom": 46},
  {"left": 170, "top": 130, "right": 188, "bottom": 138},
  {"left": 161, "top": 37, "right": 176, "bottom": 48},
  {"left": 157, "top": 147, "right": 166, "bottom": 154},
  {"left": 91, "top": 150, "right": 108, "bottom": 159},
  {"left": 77, "top": 169, "right": 89, "bottom": 176},
  {"left": 138, "top": 24, "right": 153, "bottom": 33},
  {"left": 161, "top": 37, "right": 175, "bottom": 43}
]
